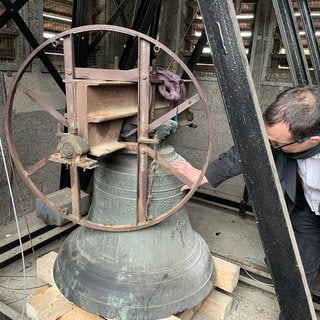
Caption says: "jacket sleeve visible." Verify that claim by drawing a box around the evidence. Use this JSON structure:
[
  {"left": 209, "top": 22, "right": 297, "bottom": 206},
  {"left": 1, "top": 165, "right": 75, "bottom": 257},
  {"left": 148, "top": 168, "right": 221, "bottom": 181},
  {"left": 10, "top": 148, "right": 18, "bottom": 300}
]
[{"left": 205, "top": 146, "right": 242, "bottom": 187}]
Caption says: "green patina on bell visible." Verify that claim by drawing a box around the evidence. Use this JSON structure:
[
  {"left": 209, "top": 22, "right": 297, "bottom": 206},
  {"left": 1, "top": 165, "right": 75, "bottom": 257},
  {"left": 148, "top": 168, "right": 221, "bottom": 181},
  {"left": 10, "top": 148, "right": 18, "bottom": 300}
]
[{"left": 54, "top": 145, "right": 214, "bottom": 320}]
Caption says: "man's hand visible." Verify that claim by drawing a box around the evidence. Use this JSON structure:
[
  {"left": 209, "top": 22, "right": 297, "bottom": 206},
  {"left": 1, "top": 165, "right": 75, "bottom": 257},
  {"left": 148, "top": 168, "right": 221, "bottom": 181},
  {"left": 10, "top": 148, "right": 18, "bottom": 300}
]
[{"left": 172, "top": 160, "right": 208, "bottom": 191}]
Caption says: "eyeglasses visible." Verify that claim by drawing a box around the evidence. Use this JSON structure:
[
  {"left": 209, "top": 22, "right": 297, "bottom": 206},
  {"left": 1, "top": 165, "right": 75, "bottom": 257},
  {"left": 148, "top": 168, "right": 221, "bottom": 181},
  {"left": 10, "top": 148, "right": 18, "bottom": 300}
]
[{"left": 272, "top": 136, "right": 309, "bottom": 151}]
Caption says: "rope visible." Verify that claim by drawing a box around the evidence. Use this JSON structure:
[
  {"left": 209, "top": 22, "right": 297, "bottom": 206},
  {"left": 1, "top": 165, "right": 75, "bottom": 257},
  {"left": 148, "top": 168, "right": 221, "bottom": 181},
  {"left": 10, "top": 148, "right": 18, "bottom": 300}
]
[
  {"left": 156, "top": 67, "right": 186, "bottom": 104},
  {"left": 0, "top": 136, "right": 27, "bottom": 318}
]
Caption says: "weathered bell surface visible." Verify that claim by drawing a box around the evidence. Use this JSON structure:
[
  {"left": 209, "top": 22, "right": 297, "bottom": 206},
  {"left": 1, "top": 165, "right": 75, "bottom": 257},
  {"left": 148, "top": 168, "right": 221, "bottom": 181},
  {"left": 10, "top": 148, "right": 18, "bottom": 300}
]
[{"left": 53, "top": 145, "right": 214, "bottom": 320}]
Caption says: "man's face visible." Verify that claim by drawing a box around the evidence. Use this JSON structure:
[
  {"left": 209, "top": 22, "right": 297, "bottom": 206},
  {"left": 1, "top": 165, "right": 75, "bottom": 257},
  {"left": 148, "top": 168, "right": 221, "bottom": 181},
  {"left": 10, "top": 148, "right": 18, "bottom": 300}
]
[{"left": 265, "top": 121, "right": 320, "bottom": 153}]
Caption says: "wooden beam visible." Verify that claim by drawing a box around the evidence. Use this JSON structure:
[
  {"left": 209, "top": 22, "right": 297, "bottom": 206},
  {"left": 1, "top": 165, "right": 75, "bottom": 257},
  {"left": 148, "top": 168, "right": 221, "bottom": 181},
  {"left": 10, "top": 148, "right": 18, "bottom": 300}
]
[{"left": 213, "top": 256, "right": 240, "bottom": 293}]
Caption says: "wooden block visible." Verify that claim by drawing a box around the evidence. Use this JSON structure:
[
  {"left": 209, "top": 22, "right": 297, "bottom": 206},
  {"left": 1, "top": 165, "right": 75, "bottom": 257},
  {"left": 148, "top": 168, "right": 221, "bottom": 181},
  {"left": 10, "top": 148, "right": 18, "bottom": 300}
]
[
  {"left": 178, "top": 308, "right": 196, "bottom": 320},
  {"left": 198, "top": 289, "right": 233, "bottom": 320},
  {"left": 26, "top": 285, "right": 74, "bottom": 320},
  {"left": 58, "top": 307, "right": 104, "bottom": 319},
  {"left": 178, "top": 301, "right": 203, "bottom": 320},
  {"left": 213, "top": 256, "right": 240, "bottom": 293},
  {"left": 60, "top": 309, "right": 176, "bottom": 320},
  {"left": 37, "top": 251, "right": 58, "bottom": 286}
]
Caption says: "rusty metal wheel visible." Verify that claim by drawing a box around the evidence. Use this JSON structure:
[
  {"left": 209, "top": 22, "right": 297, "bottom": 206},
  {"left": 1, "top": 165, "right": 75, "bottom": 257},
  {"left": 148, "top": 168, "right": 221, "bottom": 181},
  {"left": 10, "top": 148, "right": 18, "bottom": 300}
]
[{"left": 5, "top": 25, "right": 212, "bottom": 231}]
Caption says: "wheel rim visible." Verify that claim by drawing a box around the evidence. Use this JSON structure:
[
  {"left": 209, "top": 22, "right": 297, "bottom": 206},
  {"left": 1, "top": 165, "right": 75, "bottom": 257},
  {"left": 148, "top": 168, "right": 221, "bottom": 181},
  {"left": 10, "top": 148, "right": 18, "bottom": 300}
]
[{"left": 5, "top": 25, "right": 213, "bottom": 231}]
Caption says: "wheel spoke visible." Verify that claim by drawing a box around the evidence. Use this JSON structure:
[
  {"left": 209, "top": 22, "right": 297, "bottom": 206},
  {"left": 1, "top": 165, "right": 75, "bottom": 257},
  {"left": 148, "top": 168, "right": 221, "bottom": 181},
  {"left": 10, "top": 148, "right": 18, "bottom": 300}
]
[
  {"left": 70, "top": 165, "right": 81, "bottom": 219},
  {"left": 18, "top": 83, "right": 68, "bottom": 127},
  {"left": 148, "top": 93, "right": 200, "bottom": 132},
  {"left": 26, "top": 150, "right": 56, "bottom": 176}
]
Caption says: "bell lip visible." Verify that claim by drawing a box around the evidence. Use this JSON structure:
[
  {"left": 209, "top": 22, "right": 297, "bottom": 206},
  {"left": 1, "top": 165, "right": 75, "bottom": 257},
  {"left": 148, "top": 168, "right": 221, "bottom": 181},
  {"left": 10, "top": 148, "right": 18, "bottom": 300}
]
[{"left": 53, "top": 228, "right": 215, "bottom": 320}]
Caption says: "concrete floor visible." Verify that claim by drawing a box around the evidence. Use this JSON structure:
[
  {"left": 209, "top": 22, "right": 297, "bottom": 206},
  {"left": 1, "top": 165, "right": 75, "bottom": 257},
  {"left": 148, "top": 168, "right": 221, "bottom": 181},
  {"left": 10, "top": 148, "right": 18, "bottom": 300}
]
[
  {"left": 0, "top": 198, "right": 318, "bottom": 319},
  {"left": 189, "top": 199, "right": 281, "bottom": 320}
]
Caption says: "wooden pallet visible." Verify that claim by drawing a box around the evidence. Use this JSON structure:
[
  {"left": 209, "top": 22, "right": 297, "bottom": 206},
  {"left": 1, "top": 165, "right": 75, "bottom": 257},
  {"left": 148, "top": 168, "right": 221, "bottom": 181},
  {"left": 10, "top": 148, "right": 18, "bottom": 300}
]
[{"left": 26, "top": 252, "right": 240, "bottom": 320}]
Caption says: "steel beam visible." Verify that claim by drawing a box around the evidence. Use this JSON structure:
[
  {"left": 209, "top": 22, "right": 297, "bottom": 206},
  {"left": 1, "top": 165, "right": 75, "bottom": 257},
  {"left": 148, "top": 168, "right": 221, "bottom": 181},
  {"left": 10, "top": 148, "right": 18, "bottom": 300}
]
[
  {"left": 272, "top": 0, "right": 311, "bottom": 85},
  {"left": 119, "top": 0, "right": 161, "bottom": 70},
  {"left": 296, "top": 0, "right": 320, "bottom": 84},
  {"left": 197, "top": 0, "right": 316, "bottom": 319},
  {"left": 87, "top": 0, "right": 131, "bottom": 55},
  {"left": 181, "top": 31, "right": 208, "bottom": 79}
]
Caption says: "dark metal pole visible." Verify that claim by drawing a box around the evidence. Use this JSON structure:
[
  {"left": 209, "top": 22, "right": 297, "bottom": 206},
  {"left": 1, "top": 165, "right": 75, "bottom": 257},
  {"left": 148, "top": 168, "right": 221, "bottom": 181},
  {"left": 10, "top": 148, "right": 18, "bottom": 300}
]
[
  {"left": 112, "top": 0, "right": 129, "bottom": 26},
  {"left": 87, "top": 0, "right": 131, "bottom": 55},
  {"left": 119, "top": 0, "right": 161, "bottom": 70},
  {"left": 296, "top": 0, "right": 320, "bottom": 84},
  {"left": 71, "top": 0, "right": 90, "bottom": 67},
  {"left": 181, "top": 31, "right": 208, "bottom": 79},
  {"left": 197, "top": 0, "right": 316, "bottom": 318},
  {"left": 272, "top": 0, "right": 311, "bottom": 85}
]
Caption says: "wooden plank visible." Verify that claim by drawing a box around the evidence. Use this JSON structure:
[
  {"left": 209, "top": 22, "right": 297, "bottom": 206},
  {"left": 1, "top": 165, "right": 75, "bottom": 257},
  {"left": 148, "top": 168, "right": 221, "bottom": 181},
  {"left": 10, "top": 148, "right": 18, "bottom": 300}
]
[
  {"left": 58, "top": 307, "right": 104, "bottom": 320},
  {"left": 37, "top": 251, "right": 58, "bottom": 286},
  {"left": 198, "top": 289, "right": 233, "bottom": 320},
  {"left": 213, "top": 255, "right": 240, "bottom": 293},
  {"left": 26, "top": 285, "right": 74, "bottom": 320},
  {"left": 178, "top": 309, "right": 195, "bottom": 320},
  {"left": 178, "top": 302, "right": 203, "bottom": 320}
]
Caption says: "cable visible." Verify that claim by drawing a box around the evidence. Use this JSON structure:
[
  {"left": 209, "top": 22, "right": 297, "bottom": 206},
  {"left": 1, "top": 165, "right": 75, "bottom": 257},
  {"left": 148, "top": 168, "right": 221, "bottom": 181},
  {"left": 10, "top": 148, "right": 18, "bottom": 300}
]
[
  {"left": 242, "top": 268, "right": 274, "bottom": 287},
  {"left": 0, "top": 136, "right": 27, "bottom": 318}
]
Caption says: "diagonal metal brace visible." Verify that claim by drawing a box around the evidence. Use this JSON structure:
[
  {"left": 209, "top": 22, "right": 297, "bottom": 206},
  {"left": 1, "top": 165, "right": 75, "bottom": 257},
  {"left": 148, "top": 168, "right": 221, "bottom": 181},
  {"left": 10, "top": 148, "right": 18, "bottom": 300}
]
[
  {"left": 0, "top": 0, "right": 65, "bottom": 93},
  {"left": 296, "top": 0, "right": 320, "bottom": 85},
  {"left": 272, "top": 0, "right": 311, "bottom": 85}
]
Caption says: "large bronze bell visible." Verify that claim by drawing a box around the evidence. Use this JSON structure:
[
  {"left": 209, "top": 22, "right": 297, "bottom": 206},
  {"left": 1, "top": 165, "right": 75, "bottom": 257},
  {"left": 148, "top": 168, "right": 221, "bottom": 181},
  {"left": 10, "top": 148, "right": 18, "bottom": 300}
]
[{"left": 53, "top": 145, "right": 214, "bottom": 320}]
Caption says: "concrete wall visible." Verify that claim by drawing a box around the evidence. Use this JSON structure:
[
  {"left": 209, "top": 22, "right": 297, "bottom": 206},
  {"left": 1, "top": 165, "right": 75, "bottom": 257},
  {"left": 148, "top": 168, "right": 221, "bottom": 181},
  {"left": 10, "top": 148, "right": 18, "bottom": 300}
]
[{"left": 1, "top": 71, "right": 65, "bottom": 224}]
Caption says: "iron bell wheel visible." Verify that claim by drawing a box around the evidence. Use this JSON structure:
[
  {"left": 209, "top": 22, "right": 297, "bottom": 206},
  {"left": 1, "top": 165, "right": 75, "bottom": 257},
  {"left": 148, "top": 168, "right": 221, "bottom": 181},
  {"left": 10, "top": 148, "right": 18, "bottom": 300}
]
[
  {"left": 5, "top": 24, "right": 213, "bottom": 232},
  {"left": 4, "top": 25, "right": 215, "bottom": 320}
]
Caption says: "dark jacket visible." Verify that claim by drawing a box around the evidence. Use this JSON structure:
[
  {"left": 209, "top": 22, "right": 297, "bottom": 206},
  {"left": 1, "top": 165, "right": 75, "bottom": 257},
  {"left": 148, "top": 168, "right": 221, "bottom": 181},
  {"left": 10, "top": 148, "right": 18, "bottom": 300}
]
[
  {"left": 205, "top": 146, "right": 298, "bottom": 212},
  {"left": 205, "top": 146, "right": 242, "bottom": 188}
]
